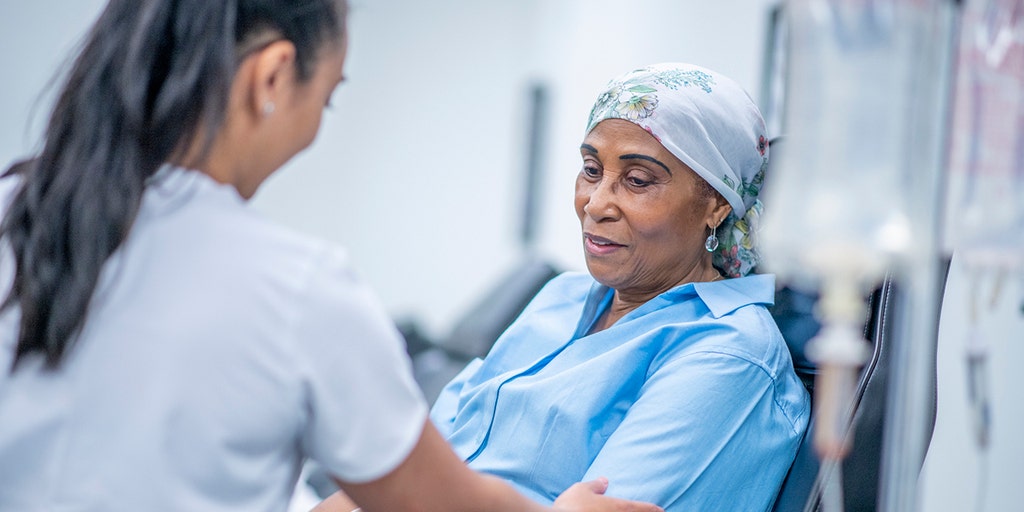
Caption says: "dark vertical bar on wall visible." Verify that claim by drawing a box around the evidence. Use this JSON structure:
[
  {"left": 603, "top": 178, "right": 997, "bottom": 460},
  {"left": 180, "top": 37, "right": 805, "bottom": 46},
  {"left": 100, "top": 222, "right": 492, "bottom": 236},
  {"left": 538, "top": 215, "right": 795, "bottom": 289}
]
[
  {"left": 759, "top": 3, "right": 788, "bottom": 137},
  {"left": 521, "top": 83, "right": 548, "bottom": 250},
  {"left": 759, "top": 4, "right": 782, "bottom": 121}
]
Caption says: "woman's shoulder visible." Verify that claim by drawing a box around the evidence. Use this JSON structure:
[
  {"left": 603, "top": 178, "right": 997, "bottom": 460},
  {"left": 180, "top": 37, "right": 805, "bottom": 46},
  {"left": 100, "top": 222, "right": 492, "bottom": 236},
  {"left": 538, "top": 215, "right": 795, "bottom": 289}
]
[
  {"left": 689, "top": 273, "right": 775, "bottom": 314},
  {"left": 655, "top": 274, "right": 787, "bottom": 364},
  {"left": 124, "top": 168, "right": 359, "bottom": 315},
  {"left": 144, "top": 166, "right": 342, "bottom": 266}
]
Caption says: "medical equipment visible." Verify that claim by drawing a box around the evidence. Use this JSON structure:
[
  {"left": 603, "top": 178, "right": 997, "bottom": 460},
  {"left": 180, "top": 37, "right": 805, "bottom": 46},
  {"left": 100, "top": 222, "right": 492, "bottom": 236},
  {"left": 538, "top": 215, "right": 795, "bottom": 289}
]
[
  {"left": 943, "top": 1, "right": 1024, "bottom": 508},
  {"left": 763, "top": 0, "right": 958, "bottom": 510}
]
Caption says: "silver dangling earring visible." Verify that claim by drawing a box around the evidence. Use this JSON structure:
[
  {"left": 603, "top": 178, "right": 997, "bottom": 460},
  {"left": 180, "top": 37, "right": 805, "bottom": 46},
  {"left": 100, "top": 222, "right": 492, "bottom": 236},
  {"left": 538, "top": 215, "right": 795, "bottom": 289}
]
[
  {"left": 262, "top": 101, "right": 276, "bottom": 116},
  {"left": 705, "top": 223, "right": 719, "bottom": 252}
]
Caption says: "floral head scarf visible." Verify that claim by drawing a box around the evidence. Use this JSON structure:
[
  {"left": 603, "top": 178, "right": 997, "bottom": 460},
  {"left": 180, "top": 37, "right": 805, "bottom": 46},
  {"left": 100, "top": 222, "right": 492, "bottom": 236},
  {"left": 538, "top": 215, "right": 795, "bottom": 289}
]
[{"left": 585, "top": 63, "right": 769, "bottom": 278}]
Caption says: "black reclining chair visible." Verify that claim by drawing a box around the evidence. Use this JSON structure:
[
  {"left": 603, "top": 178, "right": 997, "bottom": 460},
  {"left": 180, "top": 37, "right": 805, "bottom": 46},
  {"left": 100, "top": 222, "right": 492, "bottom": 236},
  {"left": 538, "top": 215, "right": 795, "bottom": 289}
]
[
  {"left": 407, "top": 257, "right": 560, "bottom": 404},
  {"left": 769, "top": 279, "right": 888, "bottom": 512},
  {"left": 770, "top": 266, "right": 947, "bottom": 512}
]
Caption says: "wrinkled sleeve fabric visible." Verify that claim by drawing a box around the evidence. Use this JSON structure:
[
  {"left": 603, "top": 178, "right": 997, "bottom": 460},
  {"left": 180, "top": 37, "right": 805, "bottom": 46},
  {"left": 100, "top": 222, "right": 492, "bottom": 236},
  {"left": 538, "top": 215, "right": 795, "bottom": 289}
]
[
  {"left": 430, "top": 357, "right": 483, "bottom": 439},
  {"left": 581, "top": 344, "right": 801, "bottom": 512},
  {"left": 292, "top": 248, "right": 428, "bottom": 484}
]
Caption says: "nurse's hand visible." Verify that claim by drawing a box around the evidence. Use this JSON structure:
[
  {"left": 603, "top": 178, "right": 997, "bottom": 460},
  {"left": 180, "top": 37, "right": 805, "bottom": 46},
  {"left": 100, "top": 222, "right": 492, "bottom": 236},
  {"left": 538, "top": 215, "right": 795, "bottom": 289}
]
[{"left": 553, "top": 477, "right": 664, "bottom": 512}]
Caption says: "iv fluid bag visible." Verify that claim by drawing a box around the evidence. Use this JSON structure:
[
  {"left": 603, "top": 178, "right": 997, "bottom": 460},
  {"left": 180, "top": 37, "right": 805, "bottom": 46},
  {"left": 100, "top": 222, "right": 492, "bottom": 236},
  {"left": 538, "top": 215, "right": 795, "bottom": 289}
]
[
  {"left": 945, "top": 0, "right": 1024, "bottom": 270},
  {"left": 763, "top": 0, "right": 949, "bottom": 288}
]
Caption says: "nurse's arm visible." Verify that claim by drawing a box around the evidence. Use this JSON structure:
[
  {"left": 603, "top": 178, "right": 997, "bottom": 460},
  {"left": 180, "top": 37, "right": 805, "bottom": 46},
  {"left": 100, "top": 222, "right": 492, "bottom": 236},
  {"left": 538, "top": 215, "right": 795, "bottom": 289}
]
[{"left": 328, "top": 419, "right": 664, "bottom": 512}]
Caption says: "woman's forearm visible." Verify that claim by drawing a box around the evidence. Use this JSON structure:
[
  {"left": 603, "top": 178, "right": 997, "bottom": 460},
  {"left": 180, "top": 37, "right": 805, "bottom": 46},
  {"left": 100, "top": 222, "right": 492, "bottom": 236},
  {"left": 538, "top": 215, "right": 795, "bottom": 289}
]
[
  {"left": 334, "top": 420, "right": 548, "bottom": 512},
  {"left": 331, "top": 420, "right": 660, "bottom": 512},
  {"left": 319, "top": 473, "right": 548, "bottom": 512},
  {"left": 311, "top": 490, "right": 359, "bottom": 512}
]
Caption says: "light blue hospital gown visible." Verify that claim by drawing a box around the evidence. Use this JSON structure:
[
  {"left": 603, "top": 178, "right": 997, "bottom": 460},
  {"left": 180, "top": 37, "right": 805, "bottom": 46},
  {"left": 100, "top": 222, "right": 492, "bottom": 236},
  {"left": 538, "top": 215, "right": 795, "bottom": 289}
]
[{"left": 431, "top": 272, "right": 810, "bottom": 512}]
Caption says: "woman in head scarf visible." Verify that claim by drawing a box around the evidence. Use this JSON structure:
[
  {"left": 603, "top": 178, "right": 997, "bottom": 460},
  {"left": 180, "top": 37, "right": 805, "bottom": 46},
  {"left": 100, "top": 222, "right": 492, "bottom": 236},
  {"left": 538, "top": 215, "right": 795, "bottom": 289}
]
[{"left": 428, "top": 63, "right": 810, "bottom": 511}]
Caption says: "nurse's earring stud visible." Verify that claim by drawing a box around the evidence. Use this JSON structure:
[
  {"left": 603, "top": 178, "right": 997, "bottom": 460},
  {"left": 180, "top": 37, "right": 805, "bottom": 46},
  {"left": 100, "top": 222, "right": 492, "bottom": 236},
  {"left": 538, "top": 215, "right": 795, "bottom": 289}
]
[
  {"left": 262, "top": 101, "right": 275, "bottom": 117},
  {"left": 705, "top": 223, "right": 719, "bottom": 252}
]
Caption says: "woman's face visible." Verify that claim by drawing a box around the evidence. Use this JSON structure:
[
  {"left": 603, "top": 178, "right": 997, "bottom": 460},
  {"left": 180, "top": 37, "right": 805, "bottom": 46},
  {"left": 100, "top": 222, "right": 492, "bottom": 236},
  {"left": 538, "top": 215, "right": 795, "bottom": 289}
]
[
  {"left": 236, "top": 31, "right": 348, "bottom": 198},
  {"left": 278, "top": 32, "right": 348, "bottom": 160},
  {"left": 575, "top": 119, "right": 723, "bottom": 294}
]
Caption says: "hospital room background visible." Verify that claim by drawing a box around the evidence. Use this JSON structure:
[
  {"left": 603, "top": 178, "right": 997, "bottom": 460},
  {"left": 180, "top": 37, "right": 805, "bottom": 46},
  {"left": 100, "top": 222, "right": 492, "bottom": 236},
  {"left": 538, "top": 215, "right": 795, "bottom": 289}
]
[{"left": 1, "top": 1, "right": 1021, "bottom": 510}]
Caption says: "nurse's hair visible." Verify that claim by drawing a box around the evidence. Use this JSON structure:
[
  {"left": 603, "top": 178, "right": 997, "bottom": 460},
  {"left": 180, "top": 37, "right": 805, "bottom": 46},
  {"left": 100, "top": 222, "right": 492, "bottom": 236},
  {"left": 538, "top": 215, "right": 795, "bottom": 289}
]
[{"left": 2, "top": 0, "right": 348, "bottom": 371}]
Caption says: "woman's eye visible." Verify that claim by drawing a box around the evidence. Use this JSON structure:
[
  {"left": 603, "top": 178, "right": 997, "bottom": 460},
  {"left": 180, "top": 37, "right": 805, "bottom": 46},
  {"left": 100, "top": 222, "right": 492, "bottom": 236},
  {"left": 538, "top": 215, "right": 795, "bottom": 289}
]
[
  {"left": 581, "top": 166, "right": 601, "bottom": 179},
  {"left": 627, "top": 175, "right": 652, "bottom": 187}
]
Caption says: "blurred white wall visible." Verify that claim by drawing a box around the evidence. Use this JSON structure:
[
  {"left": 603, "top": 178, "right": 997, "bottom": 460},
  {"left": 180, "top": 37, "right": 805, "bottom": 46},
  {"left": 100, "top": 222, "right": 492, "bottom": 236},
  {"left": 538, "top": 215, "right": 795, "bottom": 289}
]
[
  {"left": 527, "top": 0, "right": 775, "bottom": 275},
  {"left": 1, "top": 1, "right": 1021, "bottom": 510},
  {"left": 0, "top": 0, "right": 109, "bottom": 161},
  {"left": 253, "top": 0, "right": 538, "bottom": 337},
  {"left": 253, "top": 0, "right": 778, "bottom": 338},
  {"left": 0, "top": 0, "right": 773, "bottom": 336},
  {"left": 919, "top": 257, "right": 1024, "bottom": 511}
]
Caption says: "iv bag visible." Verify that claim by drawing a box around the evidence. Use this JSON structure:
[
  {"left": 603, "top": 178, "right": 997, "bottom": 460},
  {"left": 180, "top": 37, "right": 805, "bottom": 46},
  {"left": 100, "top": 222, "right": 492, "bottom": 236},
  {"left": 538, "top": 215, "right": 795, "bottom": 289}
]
[
  {"left": 761, "top": 0, "right": 951, "bottom": 289},
  {"left": 944, "top": 0, "right": 1024, "bottom": 270}
]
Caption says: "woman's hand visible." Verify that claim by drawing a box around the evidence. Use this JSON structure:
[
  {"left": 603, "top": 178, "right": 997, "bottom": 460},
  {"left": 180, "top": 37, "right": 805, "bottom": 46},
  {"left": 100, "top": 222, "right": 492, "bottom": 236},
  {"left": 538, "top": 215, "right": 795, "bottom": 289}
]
[{"left": 553, "top": 478, "right": 664, "bottom": 512}]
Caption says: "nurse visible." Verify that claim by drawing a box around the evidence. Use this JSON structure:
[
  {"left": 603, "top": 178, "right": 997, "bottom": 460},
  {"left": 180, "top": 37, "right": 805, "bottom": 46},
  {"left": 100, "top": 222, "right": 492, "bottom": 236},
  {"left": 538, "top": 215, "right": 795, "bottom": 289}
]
[{"left": 0, "top": 1, "right": 660, "bottom": 512}]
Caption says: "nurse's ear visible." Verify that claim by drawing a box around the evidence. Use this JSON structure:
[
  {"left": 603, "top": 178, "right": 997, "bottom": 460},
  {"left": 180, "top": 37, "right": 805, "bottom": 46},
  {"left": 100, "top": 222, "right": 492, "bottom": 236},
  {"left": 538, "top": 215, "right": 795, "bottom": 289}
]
[{"left": 241, "top": 40, "right": 299, "bottom": 122}]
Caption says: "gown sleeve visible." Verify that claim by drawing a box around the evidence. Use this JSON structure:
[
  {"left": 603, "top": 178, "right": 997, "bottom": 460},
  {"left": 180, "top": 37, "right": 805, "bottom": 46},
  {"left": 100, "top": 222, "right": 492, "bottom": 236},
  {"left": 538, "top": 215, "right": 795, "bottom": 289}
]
[
  {"left": 581, "top": 346, "right": 803, "bottom": 512},
  {"left": 292, "top": 247, "right": 429, "bottom": 484},
  {"left": 429, "top": 357, "right": 484, "bottom": 438}
]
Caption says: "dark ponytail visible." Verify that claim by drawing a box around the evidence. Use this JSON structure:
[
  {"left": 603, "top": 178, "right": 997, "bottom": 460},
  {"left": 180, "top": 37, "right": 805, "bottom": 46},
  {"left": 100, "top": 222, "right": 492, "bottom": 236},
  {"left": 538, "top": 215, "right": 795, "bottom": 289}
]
[{"left": 2, "top": 0, "right": 346, "bottom": 371}]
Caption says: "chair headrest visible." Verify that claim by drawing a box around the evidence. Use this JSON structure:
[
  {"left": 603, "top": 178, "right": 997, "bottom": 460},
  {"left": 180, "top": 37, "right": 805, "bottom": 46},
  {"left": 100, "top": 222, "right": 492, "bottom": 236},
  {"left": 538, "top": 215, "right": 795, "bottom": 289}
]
[{"left": 769, "top": 285, "right": 821, "bottom": 392}]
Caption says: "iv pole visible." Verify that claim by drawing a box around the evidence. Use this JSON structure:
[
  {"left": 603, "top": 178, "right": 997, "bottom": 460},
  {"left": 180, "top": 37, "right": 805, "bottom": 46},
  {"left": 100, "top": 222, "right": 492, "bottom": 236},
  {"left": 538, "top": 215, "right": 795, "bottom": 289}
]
[
  {"left": 879, "top": 2, "right": 959, "bottom": 511},
  {"left": 767, "top": 1, "right": 961, "bottom": 510}
]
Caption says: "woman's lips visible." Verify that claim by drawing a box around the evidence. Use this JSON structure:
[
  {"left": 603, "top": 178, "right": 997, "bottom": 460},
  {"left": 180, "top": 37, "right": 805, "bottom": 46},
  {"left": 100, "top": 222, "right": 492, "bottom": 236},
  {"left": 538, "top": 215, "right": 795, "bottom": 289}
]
[{"left": 584, "top": 233, "right": 626, "bottom": 256}]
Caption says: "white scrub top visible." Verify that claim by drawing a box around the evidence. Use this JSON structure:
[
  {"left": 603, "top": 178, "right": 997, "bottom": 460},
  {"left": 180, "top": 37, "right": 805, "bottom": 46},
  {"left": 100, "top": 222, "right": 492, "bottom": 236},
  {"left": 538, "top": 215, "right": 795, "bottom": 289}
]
[{"left": 0, "top": 166, "right": 427, "bottom": 511}]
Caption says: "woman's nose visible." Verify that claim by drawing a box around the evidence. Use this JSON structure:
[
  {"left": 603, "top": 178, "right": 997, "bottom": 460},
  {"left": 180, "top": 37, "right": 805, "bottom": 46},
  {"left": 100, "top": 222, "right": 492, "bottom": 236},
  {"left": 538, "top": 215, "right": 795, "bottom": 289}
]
[{"left": 582, "top": 179, "right": 619, "bottom": 221}]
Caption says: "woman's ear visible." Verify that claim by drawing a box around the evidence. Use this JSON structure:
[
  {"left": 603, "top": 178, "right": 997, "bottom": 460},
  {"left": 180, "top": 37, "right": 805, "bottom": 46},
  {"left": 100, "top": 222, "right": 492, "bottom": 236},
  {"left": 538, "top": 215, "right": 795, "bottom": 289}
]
[
  {"left": 708, "top": 195, "right": 732, "bottom": 229},
  {"left": 247, "top": 40, "right": 298, "bottom": 119}
]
